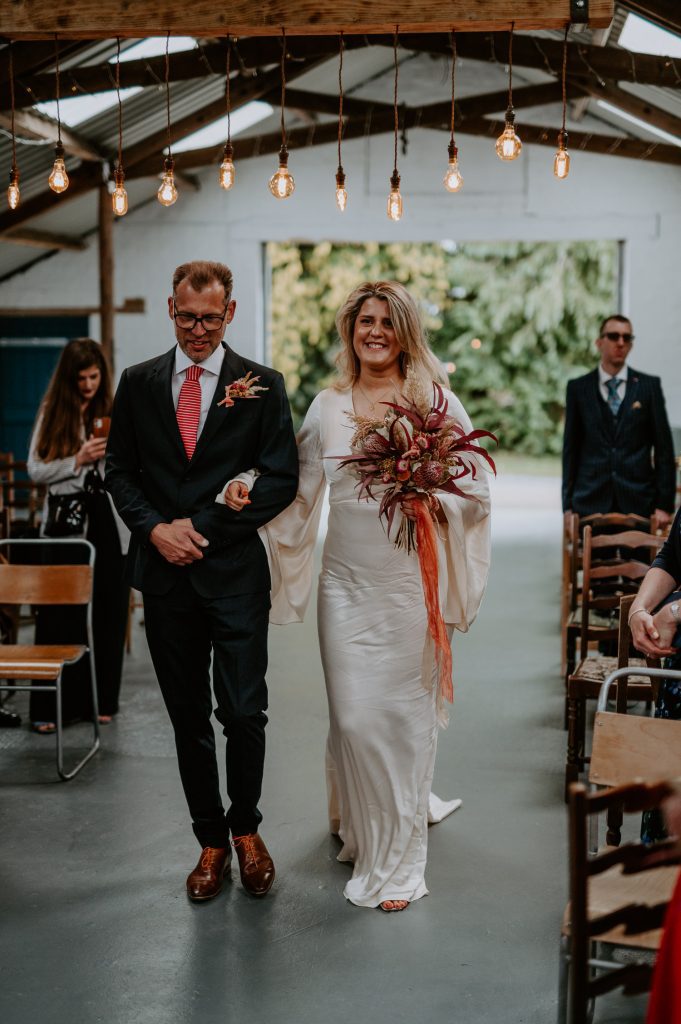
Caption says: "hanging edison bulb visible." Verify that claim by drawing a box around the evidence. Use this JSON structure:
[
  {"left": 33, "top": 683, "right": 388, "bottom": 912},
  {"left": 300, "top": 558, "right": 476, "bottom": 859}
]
[
  {"left": 387, "top": 170, "right": 403, "bottom": 222},
  {"left": 335, "top": 168, "right": 347, "bottom": 212},
  {"left": 157, "top": 157, "right": 178, "bottom": 207},
  {"left": 443, "top": 142, "right": 464, "bottom": 193},
  {"left": 112, "top": 167, "right": 128, "bottom": 216},
  {"left": 554, "top": 129, "right": 570, "bottom": 180},
  {"left": 496, "top": 108, "right": 522, "bottom": 161},
  {"left": 269, "top": 146, "right": 295, "bottom": 199},
  {"left": 218, "top": 142, "right": 235, "bottom": 190},
  {"left": 48, "top": 143, "right": 69, "bottom": 193},
  {"left": 7, "top": 167, "right": 20, "bottom": 210}
]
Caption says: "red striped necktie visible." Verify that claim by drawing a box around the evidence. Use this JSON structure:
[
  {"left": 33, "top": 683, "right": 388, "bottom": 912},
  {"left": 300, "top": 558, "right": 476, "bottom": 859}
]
[{"left": 176, "top": 363, "right": 204, "bottom": 458}]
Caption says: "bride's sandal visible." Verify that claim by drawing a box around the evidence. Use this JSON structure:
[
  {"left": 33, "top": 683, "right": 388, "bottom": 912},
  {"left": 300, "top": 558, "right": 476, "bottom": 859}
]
[{"left": 379, "top": 900, "right": 409, "bottom": 912}]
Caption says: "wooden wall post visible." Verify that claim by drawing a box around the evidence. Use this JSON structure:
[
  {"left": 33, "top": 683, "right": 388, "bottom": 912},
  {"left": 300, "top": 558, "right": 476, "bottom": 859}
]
[{"left": 98, "top": 180, "right": 114, "bottom": 371}]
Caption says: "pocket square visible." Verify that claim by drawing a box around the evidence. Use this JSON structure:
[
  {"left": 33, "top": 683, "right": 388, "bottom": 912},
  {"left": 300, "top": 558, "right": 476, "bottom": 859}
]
[{"left": 632, "top": 400, "right": 642, "bottom": 410}]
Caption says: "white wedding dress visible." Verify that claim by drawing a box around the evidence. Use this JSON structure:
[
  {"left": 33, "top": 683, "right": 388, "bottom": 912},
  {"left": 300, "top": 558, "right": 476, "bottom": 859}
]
[{"left": 261, "top": 386, "right": 491, "bottom": 907}]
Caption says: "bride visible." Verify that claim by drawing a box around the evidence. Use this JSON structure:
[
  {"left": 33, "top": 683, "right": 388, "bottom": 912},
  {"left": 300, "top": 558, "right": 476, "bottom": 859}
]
[{"left": 223, "top": 281, "right": 491, "bottom": 911}]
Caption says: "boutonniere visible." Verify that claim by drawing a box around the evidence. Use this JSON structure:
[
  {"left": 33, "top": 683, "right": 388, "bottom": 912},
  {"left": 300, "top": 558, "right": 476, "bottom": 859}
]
[
  {"left": 632, "top": 400, "right": 642, "bottom": 410},
  {"left": 217, "top": 370, "right": 269, "bottom": 408}
]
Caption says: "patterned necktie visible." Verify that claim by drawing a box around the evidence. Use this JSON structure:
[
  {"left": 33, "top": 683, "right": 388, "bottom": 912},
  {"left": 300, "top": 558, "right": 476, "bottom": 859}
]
[
  {"left": 605, "top": 376, "right": 622, "bottom": 416},
  {"left": 176, "top": 363, "right": 204, "bottom": 458}
]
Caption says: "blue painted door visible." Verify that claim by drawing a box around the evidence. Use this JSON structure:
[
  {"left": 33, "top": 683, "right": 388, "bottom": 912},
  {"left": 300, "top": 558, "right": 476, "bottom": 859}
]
[{"left": 0, "top": 316, "right": 89, "bottom": 461}]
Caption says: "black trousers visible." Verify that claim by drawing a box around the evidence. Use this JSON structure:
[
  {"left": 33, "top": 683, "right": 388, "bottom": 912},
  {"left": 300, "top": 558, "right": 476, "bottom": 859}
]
[
  {"left": 143, "top": 576, "right": 270, "bottom": 847},
  {"left": 30, "top": 493, "right": 129, "bottom": 722}
]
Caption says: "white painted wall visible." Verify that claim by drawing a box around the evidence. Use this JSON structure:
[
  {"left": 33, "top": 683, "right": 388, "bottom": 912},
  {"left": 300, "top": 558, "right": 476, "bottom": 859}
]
[{"left": 1, "top": 129, "right": 680, "bottom": 423}]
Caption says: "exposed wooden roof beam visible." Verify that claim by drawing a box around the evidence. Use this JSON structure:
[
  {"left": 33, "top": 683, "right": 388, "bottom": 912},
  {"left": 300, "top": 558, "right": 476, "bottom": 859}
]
[
  {"left": 0, "top": 298, "right": 146, "bottom": 315},
  {"left": 278, "top": 80, "right": 572, "bottom": 124},
  {"left": 0, "top": 40, "right": 93, "bottom": 84},
  {"left": 8, "top": 28, "right": 680, "bottom": 113},
  {"left": 568, "top": 77, "right": 681, "bottom": 139},
  {"left": 0, "top": 109, "right": 105, "bottom": 162},
  {"left": 128, "top": 100, "right": 681, "bottom": 178},
  {"left": 1, "top": 228, "right": 88, "bottom": 251},
  {"left": 0, "top": 162, "right": 103, "bottom": 235},
  {"left": 619, "top": 1, "right": 681, "bottom": 35},
  {"left": 0, "top": 2, "right": 614, "bottom": 39}
]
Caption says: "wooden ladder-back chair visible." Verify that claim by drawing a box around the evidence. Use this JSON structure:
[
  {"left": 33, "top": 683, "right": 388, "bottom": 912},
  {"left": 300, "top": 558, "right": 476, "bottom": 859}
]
[
  {"left": 565, "top": 528, "right": 664, "bottom": 794},
  {"left": 558, "top": 778, "right": 681, "bottom": 1024},
  {"left": 0, "top": 538, "right": 100, "bottom": 780},
  {"left": 0, "top": 460, "right": 46, "bottom": 537},
  {"left": 564, "top": 513, "right": 652, "bottom": 681}
]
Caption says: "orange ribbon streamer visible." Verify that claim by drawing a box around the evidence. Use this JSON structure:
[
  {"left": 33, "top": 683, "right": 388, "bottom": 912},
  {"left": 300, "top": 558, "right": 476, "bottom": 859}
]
[{"left": 413, "top": 500, "right": 453, "bottom": 704}]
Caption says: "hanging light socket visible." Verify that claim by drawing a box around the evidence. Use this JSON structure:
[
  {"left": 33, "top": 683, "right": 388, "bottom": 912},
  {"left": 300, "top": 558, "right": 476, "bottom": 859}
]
[
  {"left": 48, "top": 142, "right": 69, "bottom": 193},
  {"left": 7, "top": 167, "right": 20, "bottom": 211},
  {"left": 335, "top": 167, "right": 347, "bottom": 212},
  {"left": 269, "top": 145, "right": 295, "bottom": 199},
  {"left": 219, "top": 141, "right": 236, "bottom": 190},
  {"left": 387, "top": 169, "right": 403, "bottom": 221},
  {"left": 554, "top": 129, "right": 570, "bottom": 179},
  {"left": 443, "top": 141, "right": 464, "bottom": 193},
  {"left": 158, "top": 156, "right": 178, "bottom": 206},
  {"left": 496, "top": 106, "right": 522, "bottom": 161}
]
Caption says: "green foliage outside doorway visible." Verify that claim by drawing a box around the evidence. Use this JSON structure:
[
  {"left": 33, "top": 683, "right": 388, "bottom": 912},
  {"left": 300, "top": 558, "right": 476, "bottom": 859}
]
[{"left": 268, "top": 239, "right": 618, "bottom": 455}]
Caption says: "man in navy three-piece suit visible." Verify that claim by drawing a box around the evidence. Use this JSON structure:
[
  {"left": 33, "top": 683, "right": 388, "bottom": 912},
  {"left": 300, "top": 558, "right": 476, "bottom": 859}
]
[{"left": 562, "top": 314, "right": 676, "bottom": 531}]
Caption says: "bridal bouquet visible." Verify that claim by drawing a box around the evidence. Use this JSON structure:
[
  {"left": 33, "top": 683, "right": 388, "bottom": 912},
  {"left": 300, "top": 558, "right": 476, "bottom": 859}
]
[{"left": 338, "top": 376, "right": 497, "bottom": 703}]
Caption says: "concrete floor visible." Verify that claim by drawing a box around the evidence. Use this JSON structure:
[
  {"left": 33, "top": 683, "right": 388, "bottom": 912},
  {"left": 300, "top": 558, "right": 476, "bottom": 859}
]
[{"left": 0, "top": 475, "right": 648, "bottom": 1023}]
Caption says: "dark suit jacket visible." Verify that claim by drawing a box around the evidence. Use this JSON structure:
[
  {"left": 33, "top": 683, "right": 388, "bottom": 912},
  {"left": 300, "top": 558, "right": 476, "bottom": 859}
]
[
  {"left": 105, "top": 344, "right": 298, "bottom": 597},
  {"left": 562, "top": 366, "right": 675, "bottom": 517}
]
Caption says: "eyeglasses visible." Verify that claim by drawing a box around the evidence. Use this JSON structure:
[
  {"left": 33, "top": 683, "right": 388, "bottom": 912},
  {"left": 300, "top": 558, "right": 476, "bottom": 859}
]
[
  {"left": 601, "top": 331, "right": 634, "bottom": 343},
  {"left": 173, "top": 302, "right": 227, "bottom": 332}
]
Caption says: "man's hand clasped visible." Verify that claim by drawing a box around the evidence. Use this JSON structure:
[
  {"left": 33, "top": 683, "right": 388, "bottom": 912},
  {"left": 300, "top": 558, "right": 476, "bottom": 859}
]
[{"left": 151, "top": 518, "right": 209, "bottom": 565}]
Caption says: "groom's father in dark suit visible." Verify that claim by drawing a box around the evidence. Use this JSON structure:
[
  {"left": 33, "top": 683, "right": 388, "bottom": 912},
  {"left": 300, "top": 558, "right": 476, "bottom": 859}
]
[
  {"left": 562, "top": 314, "right": 675, "bottom": 531},
  {"left": 106, "top": 260, "right": 298, "bottom": 901}
]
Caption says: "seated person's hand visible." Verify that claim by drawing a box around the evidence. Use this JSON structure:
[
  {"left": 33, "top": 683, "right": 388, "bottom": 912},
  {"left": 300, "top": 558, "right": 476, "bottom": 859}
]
[
  {"left": 651, "top": 603, "right": 681, "bottom": 654},
  {"left": 630, "top": 608, "right": 677, "bottom": 657},
  {"left": 223, "top": 480, "right": 251, "bottom": 511}
]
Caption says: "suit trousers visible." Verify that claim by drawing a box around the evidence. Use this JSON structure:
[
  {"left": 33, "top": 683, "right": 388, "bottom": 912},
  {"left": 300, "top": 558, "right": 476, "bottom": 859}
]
[{"left": 143, "top": 576, "right": 270, "bottom": 847}]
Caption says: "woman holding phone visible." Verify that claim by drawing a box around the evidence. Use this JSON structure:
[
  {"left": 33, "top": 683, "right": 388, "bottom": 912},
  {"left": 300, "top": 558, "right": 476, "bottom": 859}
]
[{"left": 27, "top": 338, "right": 130, "bottom": 732}]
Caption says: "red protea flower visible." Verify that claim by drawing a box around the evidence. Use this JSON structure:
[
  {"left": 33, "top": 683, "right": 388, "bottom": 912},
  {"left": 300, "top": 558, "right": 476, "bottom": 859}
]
[
  {"left": 362, "top": 431, "right": 390, "bottom": 457},
  {"left": 412, "top": 461, "right": 447, "bottom": 488}
]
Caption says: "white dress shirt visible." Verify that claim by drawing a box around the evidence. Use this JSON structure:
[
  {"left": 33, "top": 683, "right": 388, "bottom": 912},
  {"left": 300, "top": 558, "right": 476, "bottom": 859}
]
[
  {"left": 172, "top": 344, "right": 225, "bottom": 438},
  {"left": 598, "top": 363, "right": 628, "bottom": 405}
]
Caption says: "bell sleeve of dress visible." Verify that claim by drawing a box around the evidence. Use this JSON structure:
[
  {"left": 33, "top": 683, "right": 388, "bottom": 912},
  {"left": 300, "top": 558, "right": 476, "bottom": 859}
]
[
  {"left": 259, "top": 393, "right": 327, "bottom": 625},
  {"left": 436, "top": 390, "right": 492, "bottom": 632}
]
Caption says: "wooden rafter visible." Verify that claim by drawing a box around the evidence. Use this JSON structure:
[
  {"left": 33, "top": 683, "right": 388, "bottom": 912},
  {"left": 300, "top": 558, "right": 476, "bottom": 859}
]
[
  {"left": 0, "top": 2, "right": 614, "bottom": 38},
  {"left": 2, "top": 229, "right": 88, "bottom": 251},
  {"left": 0, "top": 40, "right": 93, "bottom": 83},
  {"left": 0, "top": 109, "right": 105, "bottom": 161},
  {"left": 126, "top": 99, "right": 681, "bottom": 179},
  {"left": 568, "top": 78, "right": 681, "bottom": 140},
  {"left": 7, "top": 28, "right": 681, "bottom": 114},
  {"left": 278, "top": 81, "right": 573, "bottom": 125},
  {"left": 620, "top": 1, "right": 681, "bottom": 35}
]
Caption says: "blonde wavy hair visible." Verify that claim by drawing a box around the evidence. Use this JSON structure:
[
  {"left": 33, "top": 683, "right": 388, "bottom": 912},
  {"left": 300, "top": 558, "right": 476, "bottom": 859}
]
[{"left": 333, "top": 281, "right": 447, "bottom": 391}]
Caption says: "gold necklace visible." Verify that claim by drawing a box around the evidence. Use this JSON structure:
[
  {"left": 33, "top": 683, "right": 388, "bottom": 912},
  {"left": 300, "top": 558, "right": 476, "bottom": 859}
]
[{"left": 355, "top": 378, "right": 400, "bottom": 412}]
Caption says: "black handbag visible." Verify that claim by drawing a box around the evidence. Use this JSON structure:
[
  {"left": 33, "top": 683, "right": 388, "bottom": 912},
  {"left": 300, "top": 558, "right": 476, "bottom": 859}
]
[{"left": 44, "top": 492, "right": 89, "bottom": 537}]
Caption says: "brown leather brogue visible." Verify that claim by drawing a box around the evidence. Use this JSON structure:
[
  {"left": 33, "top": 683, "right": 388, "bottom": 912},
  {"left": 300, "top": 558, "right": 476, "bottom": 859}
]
[
  {"left": 232, "top": 832, "right": 275, "bottom": 897},
  {"left": 186, "top": 846, "right": 231, "bottom": 901}
]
